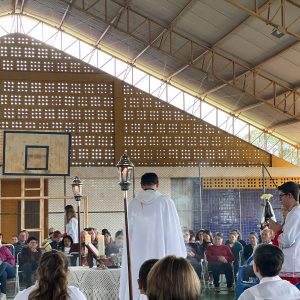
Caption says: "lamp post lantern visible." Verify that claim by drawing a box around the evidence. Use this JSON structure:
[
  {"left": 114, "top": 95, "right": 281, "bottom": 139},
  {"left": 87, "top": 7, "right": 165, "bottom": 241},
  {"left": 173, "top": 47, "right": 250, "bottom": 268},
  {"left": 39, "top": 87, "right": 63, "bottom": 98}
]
[
  {"left": 71, "top": 176, "right": 83, "bottom": 265},
  {"left": 117, "top": 154, "right": 134, "bottom": 300}
]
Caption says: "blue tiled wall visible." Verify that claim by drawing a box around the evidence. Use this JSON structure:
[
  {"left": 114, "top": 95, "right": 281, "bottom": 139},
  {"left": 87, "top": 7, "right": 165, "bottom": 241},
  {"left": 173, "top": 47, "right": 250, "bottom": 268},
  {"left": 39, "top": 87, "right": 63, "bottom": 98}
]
[{"left": 193, "top": 181, "right": 281, "bottom": 242}]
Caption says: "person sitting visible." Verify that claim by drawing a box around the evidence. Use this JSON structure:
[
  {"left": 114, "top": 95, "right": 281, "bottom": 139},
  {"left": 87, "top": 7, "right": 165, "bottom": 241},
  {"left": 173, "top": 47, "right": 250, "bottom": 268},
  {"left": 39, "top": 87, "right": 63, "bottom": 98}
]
[
  {"left": 14, "top": 250, "right": 86, "bottom": 299},
  {"left": 195, "top": 229, "right": 205, "bottom": 246},
  {"left": 106, "top": 230, "right": 123, "bottom": 256},
  {"left": 261, "top": 227, "right": 274, "bottom": 244},
  {"left": 183, "top": 229, "right": 203, "bottom": 280},
  {"left": 243, "top": 228, "right": 275, "bottom": 282},
  {"left": 49, "top": 230, "right": 62, "bottom": 250},
  {"left": 205, "top": 232, "right": 235, "bottom": 292},
  {"left": 232, "top": 229, "right": 247, "bottom": 247},
  {"left": 243, "top": 232, "right": 259, "bottom": 261},
  {"left": 14, "top": 230, "right": 28, "bottom": 259},
  {"left": 238, "top": 244, "right": 300, "bottom": 299},
  {"left": 226, "top": 231, "right": 243, "bottom": 279},
  {"left": 19, "top": 236, "right": 42, "bottom": 288},
  {"left": 202, "top": 229, "right": 213, "bottom": 250},
  {"left": 102, "top": 228, "right": 112, "bottom": 253},
  {"left": 0, "top": 238, "right": 16, "bottom": 300},
  {"left": 60, "top": 235, "right": 77, "bottom": 266},
  {"left": 11, "top": 235, "right": 18, "bottom": 245},
  {"left": 146, "top": 255, "right": 201, "bottom": 300},
  {"left": 85, "top": 227, "right": 98, "bottom": 267},
  {"left": 138, "top": 259, "right": 158, "bottom": 300}
]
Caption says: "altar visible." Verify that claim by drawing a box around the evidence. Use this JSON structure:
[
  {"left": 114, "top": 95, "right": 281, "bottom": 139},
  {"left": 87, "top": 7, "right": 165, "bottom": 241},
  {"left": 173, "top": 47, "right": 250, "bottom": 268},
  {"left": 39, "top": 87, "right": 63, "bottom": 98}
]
[{"left": 68, "top": 266, "right": 121, "bottom": 300}]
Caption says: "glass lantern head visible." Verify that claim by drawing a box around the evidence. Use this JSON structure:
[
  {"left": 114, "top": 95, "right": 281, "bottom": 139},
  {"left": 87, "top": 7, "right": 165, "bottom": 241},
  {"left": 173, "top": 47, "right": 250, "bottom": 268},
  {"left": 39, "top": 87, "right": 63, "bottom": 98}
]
[
  {"left": 116, "top": 154, "right": 134, "bottom": 191},
  {"left": 72, "top": 176, "right": 83, "bottom": 200}
]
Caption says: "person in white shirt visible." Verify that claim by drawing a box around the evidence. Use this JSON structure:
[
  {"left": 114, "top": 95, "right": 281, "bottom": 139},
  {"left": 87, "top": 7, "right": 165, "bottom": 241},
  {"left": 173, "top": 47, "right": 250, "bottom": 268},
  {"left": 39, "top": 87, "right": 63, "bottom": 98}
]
[
  {"left": 64, "top": 205, "right": 78, "bottom": 243},
  {"left": 14, "top": 250, "right": 86, "bottom": 300},
  {"left": 269, "top": 181, "right": 300, "bottom": 284},
  {"left": 238, "top": 244, "right": 300, "bottom": 300},
  {"left": 119, "top": 172, "right": 187, "bottom": 300}
]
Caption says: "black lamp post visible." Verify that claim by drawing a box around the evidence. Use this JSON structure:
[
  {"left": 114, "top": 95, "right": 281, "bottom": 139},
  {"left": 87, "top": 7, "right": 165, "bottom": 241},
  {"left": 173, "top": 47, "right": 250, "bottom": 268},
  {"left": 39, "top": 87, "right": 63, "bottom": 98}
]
[
  {"left": 71, "top": 176, "right": 83, "bottom": 266},
  {"left": 117, "top": 154, "right": 134, "bottom": 300}
]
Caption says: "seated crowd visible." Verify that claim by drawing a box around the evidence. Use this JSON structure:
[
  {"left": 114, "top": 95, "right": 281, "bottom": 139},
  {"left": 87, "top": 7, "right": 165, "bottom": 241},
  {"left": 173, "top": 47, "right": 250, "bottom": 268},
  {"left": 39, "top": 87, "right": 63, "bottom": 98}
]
[
  {"left": 0, "top": 226, "right": 123, "bottom": 299},
  {"left": 0, "top": 223, "right": 299, "bottom": 299}
]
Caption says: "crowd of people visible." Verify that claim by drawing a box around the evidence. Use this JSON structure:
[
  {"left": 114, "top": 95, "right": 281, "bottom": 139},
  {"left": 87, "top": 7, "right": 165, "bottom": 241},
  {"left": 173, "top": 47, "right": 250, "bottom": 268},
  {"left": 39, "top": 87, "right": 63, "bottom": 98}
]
[
  {"left": 0, "top": 176, "right": 299, "bottom": 300},
  {"left": 0, "top": 211, "right": 124, "bottom": 299}
]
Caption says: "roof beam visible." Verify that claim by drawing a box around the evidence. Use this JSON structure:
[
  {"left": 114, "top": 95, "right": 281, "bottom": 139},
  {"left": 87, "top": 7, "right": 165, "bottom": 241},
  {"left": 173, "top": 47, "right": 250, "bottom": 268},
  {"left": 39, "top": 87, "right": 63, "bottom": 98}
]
[
  {"left": 59, "top": 0, "right": 74, "bottom": 29},
  {"left": 224, "top": 0, "right": 300, "bottom": 41},
  {"left": 166, "top": 0, "right": 272, "bottom": 82},
  {"left": 131, "top": 0, "right": 195, "bottom": 63},
  {"left": 57, "top": 0, "right": 300, "bottom": 120},
  {"left": 96, "top": 4, "right": 127, "bottom": 45},
  {"left": 232, "top": 102, "right": 264, "bottom": 115},
  {"left": 267, "top": 118, "right": 300, "bottom": 130},
  {"left": 199, "top": 39, "right": 298, "bottom": 97},
  {"left": 20, "top": 0, "right": 25, "bottom": 13},
  {"left": 14, "top": 0, "right": 25, "bottom": 13},
  {"left": 264, "top": 84, "right": 300, "bottom": 102}
]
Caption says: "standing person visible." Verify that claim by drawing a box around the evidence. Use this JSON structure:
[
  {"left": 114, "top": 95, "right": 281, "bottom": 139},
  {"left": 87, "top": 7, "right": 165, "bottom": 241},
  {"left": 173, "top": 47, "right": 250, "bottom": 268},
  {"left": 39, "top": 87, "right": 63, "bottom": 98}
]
[
  {"left": 119, "top": 172, "right": 187, "bottom": 300},
  {"left": 15, "top": 250, "right": 86, "bottom": 300},
  {"left": 269, "top": 181, "right": 300, "bottom": 285},
  {"left": 64, "top": 205, "right": 78, "bottom": 243}
]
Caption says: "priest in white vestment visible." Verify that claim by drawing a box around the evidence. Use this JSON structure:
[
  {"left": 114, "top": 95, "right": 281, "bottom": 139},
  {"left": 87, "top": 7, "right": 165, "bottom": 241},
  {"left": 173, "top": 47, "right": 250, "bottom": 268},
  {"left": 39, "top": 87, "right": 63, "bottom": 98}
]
[{"left": 119, "top": 172, "right": 187, "bottom": 300}]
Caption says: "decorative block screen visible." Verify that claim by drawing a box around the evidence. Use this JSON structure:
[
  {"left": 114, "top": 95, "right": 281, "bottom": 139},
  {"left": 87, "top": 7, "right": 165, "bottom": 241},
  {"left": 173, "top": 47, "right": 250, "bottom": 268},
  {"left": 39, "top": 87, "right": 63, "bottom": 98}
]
[
  {"left": 0, "top": 34, "right": 115, "bottom": 166},
  {"left": 0, "top": 33, "right": 271, "bottom": 167},
  {"left": 122, "top": 85, "right": 271, "bottom": 166}
]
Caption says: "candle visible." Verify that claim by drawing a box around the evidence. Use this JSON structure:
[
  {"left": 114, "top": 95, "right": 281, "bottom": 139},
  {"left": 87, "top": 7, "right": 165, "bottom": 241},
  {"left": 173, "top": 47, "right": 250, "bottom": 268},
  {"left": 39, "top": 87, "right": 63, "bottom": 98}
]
[
  {"left": 85, "top": 234, "right": 91, "bottom": 244},
  {"left": 98, "top": 234, "right": 105, "bottom": 256}
]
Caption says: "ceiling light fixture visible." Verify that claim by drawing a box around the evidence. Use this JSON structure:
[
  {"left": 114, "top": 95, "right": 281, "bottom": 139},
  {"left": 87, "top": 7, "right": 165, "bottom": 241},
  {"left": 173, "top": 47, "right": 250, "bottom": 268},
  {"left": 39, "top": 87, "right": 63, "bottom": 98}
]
[{"left": 271, "top": 27, "right": 285, "bottom": 38}]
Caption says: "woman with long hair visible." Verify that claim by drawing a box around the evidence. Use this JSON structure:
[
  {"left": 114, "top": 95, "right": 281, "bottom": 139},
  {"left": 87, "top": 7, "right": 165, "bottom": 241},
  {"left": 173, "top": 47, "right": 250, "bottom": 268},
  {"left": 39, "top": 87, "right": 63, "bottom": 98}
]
[
  {"left": 64, "top": 205, "right": 78, "bottom": 243},
  {"left": 146, "top": 255, "right": 201, "bottom": 300},
  {"left": 14, "top": 250, "right": 86, "bottom": 300}
]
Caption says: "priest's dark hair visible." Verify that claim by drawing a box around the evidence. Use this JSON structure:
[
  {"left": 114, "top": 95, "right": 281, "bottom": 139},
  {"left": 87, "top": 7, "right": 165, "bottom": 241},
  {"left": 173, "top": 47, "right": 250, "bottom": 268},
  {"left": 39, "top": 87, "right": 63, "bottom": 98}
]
[{"left": 141, "top": 173, "right": 159, "bottom": 185}]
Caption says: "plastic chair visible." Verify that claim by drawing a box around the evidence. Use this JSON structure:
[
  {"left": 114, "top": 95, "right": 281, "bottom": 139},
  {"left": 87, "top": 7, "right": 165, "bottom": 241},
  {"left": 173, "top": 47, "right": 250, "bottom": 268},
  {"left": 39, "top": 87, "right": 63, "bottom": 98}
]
[{"left": 235, "top": 265, "right": 259, "bottom": 298}]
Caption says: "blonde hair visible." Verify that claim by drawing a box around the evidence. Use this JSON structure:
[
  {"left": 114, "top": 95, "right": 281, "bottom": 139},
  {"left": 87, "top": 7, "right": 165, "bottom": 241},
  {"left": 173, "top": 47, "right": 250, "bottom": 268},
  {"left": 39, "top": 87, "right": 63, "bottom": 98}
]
[{"left": 147, "top": 255, "right": 201, "bottom": 300}]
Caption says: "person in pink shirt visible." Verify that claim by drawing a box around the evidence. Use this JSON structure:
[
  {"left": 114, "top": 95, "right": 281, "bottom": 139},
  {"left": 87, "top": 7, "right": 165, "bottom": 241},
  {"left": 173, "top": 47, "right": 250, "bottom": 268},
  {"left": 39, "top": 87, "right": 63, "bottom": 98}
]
[
  {"left": 206, "top": 232, "right": 235, "bottom": 292},
  {"left": 0, "top": 235, "right": 16, "bottom": 299}
]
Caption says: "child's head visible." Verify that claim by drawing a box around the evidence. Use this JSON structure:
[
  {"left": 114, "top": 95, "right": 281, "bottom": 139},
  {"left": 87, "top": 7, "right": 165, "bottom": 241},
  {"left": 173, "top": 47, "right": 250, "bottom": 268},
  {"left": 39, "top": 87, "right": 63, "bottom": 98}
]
[
  {"left": 253, "top": 244, "right": 284, "bottom": 278},
  {"left": 138, "top": 259, "right": 158, "bottom": 294},
  {"left": 63, "top": 235, "right": 73, "bottom": 247}
]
